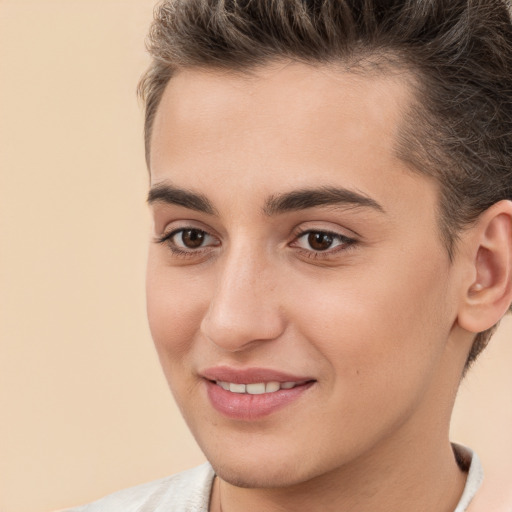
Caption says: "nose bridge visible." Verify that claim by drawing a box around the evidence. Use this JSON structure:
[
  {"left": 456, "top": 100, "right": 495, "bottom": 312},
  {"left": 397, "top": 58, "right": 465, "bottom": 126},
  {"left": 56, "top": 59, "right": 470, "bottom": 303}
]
[{"left": 200, "top": 239, "right": 284, "bottom": 351}]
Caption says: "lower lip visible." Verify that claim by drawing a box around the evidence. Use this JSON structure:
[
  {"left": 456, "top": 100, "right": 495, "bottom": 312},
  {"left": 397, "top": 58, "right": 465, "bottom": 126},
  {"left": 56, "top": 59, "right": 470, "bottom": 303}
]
[{"left": 205, "top": 380, "right": 315, "bottom": 420}]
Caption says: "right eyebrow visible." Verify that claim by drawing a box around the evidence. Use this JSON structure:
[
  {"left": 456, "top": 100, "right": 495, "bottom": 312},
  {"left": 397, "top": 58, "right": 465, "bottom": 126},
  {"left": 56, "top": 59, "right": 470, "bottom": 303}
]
[
  {"left": 147, "top": 183, "right": 217, "bottom": 215},
  {"left": 263, "top": 186, "right": 385, "bottom": 216}
]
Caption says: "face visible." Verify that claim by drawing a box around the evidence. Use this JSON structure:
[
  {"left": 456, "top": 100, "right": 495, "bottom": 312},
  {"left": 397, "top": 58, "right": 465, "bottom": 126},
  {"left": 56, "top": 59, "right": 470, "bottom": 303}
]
[{"left": 147, "top": 62, "right": 465, "bottom": 488}]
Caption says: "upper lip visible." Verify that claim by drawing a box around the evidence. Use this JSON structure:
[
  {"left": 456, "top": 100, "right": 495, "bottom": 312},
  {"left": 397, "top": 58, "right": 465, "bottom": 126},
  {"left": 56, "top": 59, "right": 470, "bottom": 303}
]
[{"left": 200, "top": 366, "right": 315, "bottom": 384}]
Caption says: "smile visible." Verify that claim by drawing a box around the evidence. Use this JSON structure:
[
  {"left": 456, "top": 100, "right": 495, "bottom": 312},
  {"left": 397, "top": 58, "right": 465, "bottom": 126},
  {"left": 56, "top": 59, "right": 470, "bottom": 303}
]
[{"left": 215, "top": 381, "right": 305, "bottom": 394}]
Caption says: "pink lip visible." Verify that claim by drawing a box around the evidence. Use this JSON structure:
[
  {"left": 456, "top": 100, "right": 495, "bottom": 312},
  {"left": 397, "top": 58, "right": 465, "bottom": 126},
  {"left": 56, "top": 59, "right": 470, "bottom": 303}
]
[
  {"left": 201, "top": 366, "right": 314, "bottom": 384},
  {"left": 201, "top": 366, "right": 316, "bottom": 420}
]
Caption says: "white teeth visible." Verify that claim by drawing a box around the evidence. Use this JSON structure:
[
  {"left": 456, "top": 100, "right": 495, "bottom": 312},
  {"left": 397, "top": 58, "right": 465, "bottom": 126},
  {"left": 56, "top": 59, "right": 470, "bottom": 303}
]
[
  {"left": 246, "top": 383, "right": 266, "bottom": 395},
  {"left": 229, "top": 383, "right": 246, "bottom": 393},
  {"left": 265, "top": 381, "right": 280, "bottom": 393},
  {"left": 217, "top": 380, "right": 299, "bottom": 394}
]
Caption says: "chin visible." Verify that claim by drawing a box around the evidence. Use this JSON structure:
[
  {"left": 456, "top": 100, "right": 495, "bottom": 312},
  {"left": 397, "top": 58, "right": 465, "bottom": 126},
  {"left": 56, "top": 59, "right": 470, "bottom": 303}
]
[
  {"left": 208, "top": 457, "right": 310, "bottom": 489},
  {"left": 198, "top": 436, "right": 337, "bottom": 490}
]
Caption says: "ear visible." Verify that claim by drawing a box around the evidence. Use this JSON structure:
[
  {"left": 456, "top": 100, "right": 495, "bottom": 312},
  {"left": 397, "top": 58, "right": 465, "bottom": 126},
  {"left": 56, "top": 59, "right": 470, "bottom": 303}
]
[{"left": 457, "top": 200, "right": 512, "bottom": 334}]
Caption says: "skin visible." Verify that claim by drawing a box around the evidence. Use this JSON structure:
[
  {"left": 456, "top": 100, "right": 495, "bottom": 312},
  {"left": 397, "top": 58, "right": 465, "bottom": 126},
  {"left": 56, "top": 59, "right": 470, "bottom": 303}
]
[{"left": 146, "top": 62, "right": 512, "bottom": 512}]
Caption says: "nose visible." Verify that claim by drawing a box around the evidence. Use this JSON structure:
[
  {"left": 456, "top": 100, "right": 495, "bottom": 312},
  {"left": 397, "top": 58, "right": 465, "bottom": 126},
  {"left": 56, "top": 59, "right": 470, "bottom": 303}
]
[{"left": 200, "top": 246, "right": 286, "bottom": 352}]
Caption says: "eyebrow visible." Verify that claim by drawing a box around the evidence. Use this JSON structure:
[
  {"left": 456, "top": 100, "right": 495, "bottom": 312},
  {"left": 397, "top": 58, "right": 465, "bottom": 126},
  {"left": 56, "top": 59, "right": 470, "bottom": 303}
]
[
  {"left": 147, "top": 183, "right": 384, "bottom": 216},
  {"left": 147, "top": 183, "right": 217, "bottom": 215},
  {"left": 263, "top": 186, "right": 384, "bottom": 216}
]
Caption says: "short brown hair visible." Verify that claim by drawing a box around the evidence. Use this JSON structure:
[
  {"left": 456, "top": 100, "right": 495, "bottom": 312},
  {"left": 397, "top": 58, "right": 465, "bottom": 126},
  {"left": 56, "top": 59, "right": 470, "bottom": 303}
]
[{"left": 138, "top": 0, "right": 512, "bottom": 369}]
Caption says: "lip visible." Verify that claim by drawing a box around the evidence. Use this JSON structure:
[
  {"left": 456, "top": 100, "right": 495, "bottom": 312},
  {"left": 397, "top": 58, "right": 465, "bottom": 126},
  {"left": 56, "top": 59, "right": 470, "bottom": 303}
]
[
  {"left": 201, "top": 366, "right": 314, "bottom": 384},
  {"left": 201, "top": 366, "right": 316, "bottom": 420}
]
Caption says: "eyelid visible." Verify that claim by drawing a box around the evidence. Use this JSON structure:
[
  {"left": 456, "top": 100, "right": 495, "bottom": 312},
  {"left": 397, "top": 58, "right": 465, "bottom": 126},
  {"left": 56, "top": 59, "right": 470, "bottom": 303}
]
[
  {"left": 166, "top": 228, "right": 218, "bottom": 247},
  {"left": 295, "top": 230, "right": 348, "bottom": 247},
  {"left": 294, "top": 229, "right": 355, "bottom": 244},
  {"left": 289, "top": 226, "right": 358, "bottom": 257},
  {"left": 291, "top": 222, "right": 358, "bottom": 241},
  {"left": 156, "top": 218, "right": 218, "bottom": 241},
  {"left": 157, "top": 227, "right": 218, "bottom": 244},
  {"left": 154, "top": 224, "right": 221, "bottom": 259}
]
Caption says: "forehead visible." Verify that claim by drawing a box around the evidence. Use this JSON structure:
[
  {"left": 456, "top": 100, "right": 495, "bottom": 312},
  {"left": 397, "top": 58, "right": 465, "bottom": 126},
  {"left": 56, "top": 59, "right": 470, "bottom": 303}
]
[
  {"left": 149, "top": 61, "right": 429, "bottom": 211},
  {"left": 151, "top": 62, "right": 414, "bottom": 157}
]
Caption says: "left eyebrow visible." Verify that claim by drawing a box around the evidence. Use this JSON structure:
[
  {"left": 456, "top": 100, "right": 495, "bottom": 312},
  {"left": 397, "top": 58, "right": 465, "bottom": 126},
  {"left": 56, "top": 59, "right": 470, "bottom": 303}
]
[
  {"left": 147, "top": 183, "right": 218, "bottom": 215},
  {"left": 263, "top": 186, "right": 385, "bottom": 216}
]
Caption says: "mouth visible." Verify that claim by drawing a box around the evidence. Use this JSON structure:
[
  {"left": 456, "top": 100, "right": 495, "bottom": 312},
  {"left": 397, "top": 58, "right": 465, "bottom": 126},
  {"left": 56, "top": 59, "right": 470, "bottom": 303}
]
[
  {"left": 213, "top": 380, "right": 309, "bottom": 394},
  {"left": 201, "top": 367, "right": 316, "bottom": 420}
]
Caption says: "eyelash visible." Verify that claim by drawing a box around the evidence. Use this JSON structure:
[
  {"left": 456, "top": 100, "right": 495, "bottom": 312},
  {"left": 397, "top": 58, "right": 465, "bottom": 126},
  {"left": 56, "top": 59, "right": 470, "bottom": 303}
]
[
  {"left": 155, "top": 228, "right": 217, "bottom": 259},
  {"left": 291, "top": 229, "right": 357, "bottom": 259},
  {"left": 155, "top": 227, "right": 357, "bottom": 260}
]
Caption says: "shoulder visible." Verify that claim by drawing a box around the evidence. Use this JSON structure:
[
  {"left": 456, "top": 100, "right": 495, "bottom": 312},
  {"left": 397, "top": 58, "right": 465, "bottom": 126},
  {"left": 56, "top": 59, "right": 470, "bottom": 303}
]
[{"left": 65, "top": 463, "right": 215, "bottom": 512}]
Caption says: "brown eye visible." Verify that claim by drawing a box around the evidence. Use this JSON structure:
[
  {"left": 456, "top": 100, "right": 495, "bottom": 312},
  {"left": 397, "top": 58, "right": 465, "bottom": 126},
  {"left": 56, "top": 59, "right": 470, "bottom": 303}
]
[
  {"left": 180, "top": 229, "right": 206, "bottom": 248},
  {"left": 307, "top": 232, "right": 334, "bottom": 251},
  {"left": 157, "top": 227, "right": 219, "bottom": 255},
  {"left": 292, "top": 229, "right": 355, "bottom": 255}
]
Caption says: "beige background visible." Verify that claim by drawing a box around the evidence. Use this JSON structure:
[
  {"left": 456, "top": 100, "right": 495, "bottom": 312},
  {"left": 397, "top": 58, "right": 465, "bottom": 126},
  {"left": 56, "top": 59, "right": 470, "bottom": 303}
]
[{"left": 0, "top": 2, "right": 511, "bottom": 511}]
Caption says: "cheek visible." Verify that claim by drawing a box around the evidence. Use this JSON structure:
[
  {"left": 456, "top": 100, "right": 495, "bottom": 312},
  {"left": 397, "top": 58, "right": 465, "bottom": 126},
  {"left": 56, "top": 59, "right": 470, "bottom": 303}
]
[
  {"left": 284, "top": 259, "right": 454, "bottom": 448},
  {"left": 146, "top": 256, "right": 210, "bottom": 365},
  {"left": 289, "top": 250, "right": 454, "bottom": 387}
]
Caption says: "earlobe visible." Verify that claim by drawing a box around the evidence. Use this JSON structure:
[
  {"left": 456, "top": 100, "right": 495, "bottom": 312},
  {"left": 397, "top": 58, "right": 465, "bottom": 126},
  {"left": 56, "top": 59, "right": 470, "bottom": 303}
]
[{"left": 457, "top": 200, "right": 512, "bottom": 334}]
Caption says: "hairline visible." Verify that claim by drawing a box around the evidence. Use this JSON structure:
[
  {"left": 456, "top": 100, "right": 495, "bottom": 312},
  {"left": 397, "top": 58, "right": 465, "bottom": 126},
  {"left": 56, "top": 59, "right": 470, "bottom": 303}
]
[{"left": 140, "top": 51, "right": 417, "bottom": 167}]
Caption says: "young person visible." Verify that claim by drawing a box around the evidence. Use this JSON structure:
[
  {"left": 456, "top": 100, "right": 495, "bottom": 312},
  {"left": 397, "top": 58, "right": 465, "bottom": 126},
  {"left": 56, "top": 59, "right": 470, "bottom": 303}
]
[{"left": 69, "top": 1, "right": 512, "bottom": 510}]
